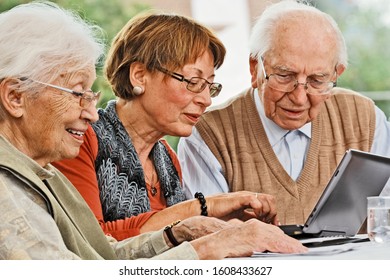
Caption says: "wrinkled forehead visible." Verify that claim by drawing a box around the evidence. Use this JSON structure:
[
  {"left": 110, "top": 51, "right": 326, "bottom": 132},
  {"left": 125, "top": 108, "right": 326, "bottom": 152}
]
[
  {"left": 58, "top": 63, "right": 96, "bottom": 83},
  {"left": 269, "top": 11, "right": 338, "bottom": 66}
]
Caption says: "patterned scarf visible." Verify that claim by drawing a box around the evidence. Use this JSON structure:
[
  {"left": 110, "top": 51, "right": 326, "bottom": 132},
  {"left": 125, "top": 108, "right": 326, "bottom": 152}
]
[{"left": 92, "top": 100, "right": 186, "bottom": 222}]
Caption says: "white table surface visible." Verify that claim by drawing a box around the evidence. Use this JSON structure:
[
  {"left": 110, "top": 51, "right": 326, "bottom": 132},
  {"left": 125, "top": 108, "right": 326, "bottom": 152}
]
[{"left": 250, "top": 235, "right": 390, "bottom": 260}]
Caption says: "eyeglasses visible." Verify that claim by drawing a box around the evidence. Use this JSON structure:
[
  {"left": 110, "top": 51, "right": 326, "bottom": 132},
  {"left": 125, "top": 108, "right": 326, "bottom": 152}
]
[
  {"left": 157, "top": 67, "right": 222, "bottom": 98},
  {"left": 21, "top": 78, "right": 100, "bottom": 108},
  {"left": 260, "top": 59, "right": 337, "bottom": 96}
]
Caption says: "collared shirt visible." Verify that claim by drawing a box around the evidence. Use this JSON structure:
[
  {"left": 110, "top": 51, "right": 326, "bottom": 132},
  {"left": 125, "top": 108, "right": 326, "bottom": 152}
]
[
  {"left": 177, "top": 89, "right": 390, "bottom": 199},
  {"left": 254, "top": 90, "right": 311, "bottom": 181}
]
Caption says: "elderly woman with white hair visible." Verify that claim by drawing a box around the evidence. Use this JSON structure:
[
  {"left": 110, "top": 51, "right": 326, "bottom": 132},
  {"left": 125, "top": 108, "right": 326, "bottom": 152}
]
[{"left": 0, "top": 1, "right": 306, "bottom": 260}]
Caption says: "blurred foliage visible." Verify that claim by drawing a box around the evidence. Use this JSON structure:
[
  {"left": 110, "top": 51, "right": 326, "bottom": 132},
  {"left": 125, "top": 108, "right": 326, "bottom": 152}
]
[
  {"left": 316, "top": 0, "right": 390, "bottom": 117},
  {"left": 165, "top": 135, "right": 180, "bottom": 151},
  {"left": 2, "top": 0, "right": 390, "bottom": 151}
]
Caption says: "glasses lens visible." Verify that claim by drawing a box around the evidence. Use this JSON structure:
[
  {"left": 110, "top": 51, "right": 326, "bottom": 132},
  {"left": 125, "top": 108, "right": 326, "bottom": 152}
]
[
  {"left": 186, "top": 77, "right": 222, "bottom": 97},
  {"left": 210, "top": 83, "right": 222, "bottom": 97},
  {"left": 307, "top": 81, "right": 335, "bottom": 95},
  {"left": 268, "top": 75, "right": 334, "bottom": 95},
  {"left": 79, "top": 90, "right": 100, "bottom": 107},
  {"left": 268, "top": 75, "right": 295, "bottom": 92},
  {"left": 187, "top": 77, "right": 207, "bottom": 93},
  {"left": 307, "top": 89, "right": 331, "bottom": 95}
]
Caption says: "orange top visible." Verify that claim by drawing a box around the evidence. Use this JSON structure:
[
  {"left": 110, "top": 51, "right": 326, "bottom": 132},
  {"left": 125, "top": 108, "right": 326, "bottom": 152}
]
[{"left": 53, "top": 125, "right": 182, "bottom": 240}]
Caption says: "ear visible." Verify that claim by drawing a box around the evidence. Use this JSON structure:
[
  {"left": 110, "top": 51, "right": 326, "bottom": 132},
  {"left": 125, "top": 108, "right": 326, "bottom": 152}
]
[
  {"left": 336, "top": 64, "right": 346, "bottom": 77},
  {"left": 249, "top": 57, "right": 260, "bottom": 88},
  {"left": 129, "top": 62, "right": 147, "bottom": 88},
  {"left": 0, "top": 78, "right": 25, "bottom": 118}
]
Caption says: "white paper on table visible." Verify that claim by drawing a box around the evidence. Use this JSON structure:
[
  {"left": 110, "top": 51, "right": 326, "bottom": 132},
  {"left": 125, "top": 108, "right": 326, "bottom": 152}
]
[{"left": 252, "top": 239, "right": 362, "bottom": 257}]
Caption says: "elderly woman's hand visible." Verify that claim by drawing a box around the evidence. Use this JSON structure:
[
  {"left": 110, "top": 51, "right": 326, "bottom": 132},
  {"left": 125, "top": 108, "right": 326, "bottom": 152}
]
[
  {"left": 190, "top": 218, "right": 307, "bottom": 259},
  {"left": 203, "top": 191, "right": 279, "bottom": 225},
  {"left": 169, "top": 216, "right": 232, "bottom": 245}
]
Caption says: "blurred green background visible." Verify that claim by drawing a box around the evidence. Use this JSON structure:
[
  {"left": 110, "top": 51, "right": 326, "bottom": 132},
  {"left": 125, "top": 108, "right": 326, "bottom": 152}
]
[{"left": 2, "top": 0, "right": 390, "bottom": 151}]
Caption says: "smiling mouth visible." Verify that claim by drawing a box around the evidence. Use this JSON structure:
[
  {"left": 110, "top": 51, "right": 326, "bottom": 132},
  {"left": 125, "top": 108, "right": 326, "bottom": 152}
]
[{"left": 66, "top": 129, "right": 85, "bottom": 137}]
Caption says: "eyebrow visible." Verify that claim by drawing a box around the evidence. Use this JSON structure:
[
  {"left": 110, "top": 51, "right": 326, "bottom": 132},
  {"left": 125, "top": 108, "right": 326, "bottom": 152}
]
[
  {"left": 189, "top": 67, "right": 215, "bottom": 79},
  {"left": 273, "top": 66, "right": 330, "bottom": 77},
  {"left": 272, "top": 65, "right": 295, "bottom": 73}
]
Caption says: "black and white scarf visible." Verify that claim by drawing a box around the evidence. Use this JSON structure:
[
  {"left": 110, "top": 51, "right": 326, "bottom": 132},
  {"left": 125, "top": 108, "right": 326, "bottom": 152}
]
[{"left": 92, "top": 100, "right": 186, "bottom": 222}]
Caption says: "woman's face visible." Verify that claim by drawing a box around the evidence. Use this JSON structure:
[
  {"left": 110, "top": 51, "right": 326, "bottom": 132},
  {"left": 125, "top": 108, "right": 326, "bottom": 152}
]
[
  {"left": 19, "top": 67, "right": 98, "bottom": 166},
  {"left": 142, "top": 50, "right": 217, "bottom": 137}
]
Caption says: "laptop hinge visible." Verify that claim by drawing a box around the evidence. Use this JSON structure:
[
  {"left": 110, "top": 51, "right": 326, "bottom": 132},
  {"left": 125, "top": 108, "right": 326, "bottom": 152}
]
[{"left": 318, "top": 230, "right": 347, "bottom": 237}]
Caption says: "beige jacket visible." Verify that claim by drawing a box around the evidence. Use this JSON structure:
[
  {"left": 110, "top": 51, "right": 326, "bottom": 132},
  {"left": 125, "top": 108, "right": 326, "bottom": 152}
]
[{"left": 0, "top": 136, "right": 197, "bottom": 260}]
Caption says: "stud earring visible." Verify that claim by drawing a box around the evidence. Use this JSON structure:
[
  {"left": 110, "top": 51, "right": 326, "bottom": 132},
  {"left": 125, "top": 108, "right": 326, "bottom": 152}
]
[{"left": 133, "top": 86, "right": 144, "bottom": 96}]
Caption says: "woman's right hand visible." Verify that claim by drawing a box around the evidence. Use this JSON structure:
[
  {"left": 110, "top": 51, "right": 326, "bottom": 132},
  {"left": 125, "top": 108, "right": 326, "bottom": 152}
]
[
  {"left": 203, "top": 191, "right": 279, "bottom": 224},
  {"left": 143, "top": 191, "right": 278, "bottom": 235}
]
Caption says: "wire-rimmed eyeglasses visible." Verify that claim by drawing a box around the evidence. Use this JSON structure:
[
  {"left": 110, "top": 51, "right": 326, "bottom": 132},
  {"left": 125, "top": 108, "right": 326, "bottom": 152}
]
[
  {"left": 20, "top": 77, "right": 100, "bottom": 108},
  {"left": 260, "top": 59, "right": 337, "bottom": 95},
  {"left": 156, "top": 67, "right": 222, "bottom": 98}
]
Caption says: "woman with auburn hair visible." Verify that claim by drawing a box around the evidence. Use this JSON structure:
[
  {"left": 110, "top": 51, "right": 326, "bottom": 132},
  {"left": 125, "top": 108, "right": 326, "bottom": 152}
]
[{"left": 54, "top": 12, "right": 280, "bottom": 241}]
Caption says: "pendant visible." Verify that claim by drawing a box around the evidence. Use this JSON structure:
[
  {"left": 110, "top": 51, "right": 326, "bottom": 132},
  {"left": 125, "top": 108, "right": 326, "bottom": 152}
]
[{"left": 150, "top": 186, "right": 157, "bottom": 196}]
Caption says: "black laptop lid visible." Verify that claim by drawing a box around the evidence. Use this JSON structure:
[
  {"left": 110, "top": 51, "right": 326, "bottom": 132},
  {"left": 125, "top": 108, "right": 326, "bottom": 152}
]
[{"left": 281, "top": 149, "right": 390, "bottom": 238}]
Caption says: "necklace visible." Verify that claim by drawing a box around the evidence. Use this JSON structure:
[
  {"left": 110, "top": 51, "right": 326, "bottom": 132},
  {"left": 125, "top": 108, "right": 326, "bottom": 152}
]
[
  {"left": 126, "top": 120, "right": 158, "bottom": 196},
  {"left": 146, "top": 172, "right": 158, "bottom": 196},
  {"left": 144, "top": 159, "right": 158, "bottom": 196}
]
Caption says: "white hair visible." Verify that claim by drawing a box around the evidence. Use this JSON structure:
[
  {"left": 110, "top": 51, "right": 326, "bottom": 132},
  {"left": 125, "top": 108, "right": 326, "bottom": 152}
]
[
  {"left": 0, "top": 1, "right": 105, "bottom": 88},
  {"left": 249, "top": 0, "right": 348, "bottom": 67}
]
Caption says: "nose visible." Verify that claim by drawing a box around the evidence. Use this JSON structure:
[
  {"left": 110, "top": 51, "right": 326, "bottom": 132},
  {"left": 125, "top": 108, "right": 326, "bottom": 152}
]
[
  {"left": 81, "top": 102, "right": 99, "bottom": 123},
  {"left": 295, "top": 81, "right": 309, "bottom": 90},
  {"left": 194, "top": 86, "right": 212, "bottom": 108},
  {"left": 289, "top": 81, "right": 309, "bottom": 105}
]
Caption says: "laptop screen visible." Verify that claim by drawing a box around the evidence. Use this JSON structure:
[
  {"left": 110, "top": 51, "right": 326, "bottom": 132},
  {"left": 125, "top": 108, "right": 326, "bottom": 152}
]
[
  {"left": 280, "top": 149, "right": 390, "bottom": 238},
  {"left": 303, "top": 149, "right": 390, "bottom": 237}
]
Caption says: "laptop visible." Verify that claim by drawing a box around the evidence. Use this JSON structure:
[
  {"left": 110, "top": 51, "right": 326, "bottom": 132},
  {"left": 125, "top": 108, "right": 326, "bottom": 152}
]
[{"left": 280, "top": 149, "right": 390, "bottom": 240}]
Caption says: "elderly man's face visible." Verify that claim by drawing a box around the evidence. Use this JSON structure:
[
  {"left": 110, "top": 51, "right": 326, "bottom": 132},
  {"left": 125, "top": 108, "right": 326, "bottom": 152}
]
[
  {"left": 250, "top": 14, "right": 344, "bottom": 130},
  {"left": 20, "top": 67, "right": 98, "bottom": 166}
]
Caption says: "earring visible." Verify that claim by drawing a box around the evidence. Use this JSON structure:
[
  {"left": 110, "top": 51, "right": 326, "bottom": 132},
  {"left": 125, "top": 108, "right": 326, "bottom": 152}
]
[{"left": 133, "top": 86, "right": 144, "bottom": 96}]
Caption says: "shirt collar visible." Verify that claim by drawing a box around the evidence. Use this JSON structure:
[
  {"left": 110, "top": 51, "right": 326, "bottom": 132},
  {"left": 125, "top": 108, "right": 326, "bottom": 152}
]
[{"left": 253, "top": 88, "right": 312, "bottom": 146}]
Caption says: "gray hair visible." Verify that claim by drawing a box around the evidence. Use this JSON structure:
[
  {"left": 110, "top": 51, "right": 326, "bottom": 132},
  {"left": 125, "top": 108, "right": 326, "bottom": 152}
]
[
  {"left": 0, "top": 1, "right": 105, "bottom": 90},
  {"left": 249, "top": 0, "right": 348, "bottom": 67}
]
